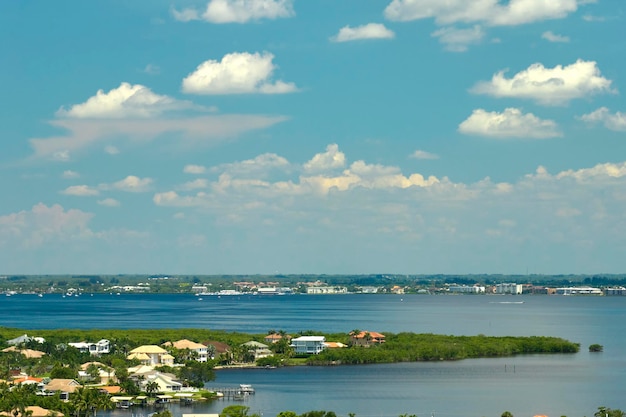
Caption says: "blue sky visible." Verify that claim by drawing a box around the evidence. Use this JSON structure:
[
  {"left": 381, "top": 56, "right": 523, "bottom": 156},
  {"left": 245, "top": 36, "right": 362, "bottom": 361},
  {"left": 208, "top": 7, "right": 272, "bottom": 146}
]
[{"left": 1, "top": 0, "right": 625, "bottom": 275}]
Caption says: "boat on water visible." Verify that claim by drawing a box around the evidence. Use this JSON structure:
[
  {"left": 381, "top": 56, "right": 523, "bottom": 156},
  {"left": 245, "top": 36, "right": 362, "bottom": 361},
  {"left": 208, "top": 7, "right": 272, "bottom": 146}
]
[
  {"left": 197, "top": 289, "right": 244, "bottom": 296},
  {"left": 239, "top": 384, "right": 255, "bottom": 394}
]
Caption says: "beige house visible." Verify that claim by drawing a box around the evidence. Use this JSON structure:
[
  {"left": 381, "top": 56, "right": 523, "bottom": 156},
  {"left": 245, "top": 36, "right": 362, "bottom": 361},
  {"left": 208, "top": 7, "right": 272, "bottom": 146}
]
[
  {"left": 2, "top": 346, "right": 46, "bottom": 359},
  {"left": 44, "top": 379, "right": 82, "bottom": 400},
  {"left": 0, "top": 406, "right": 63, "bottom": 417},
  {"left": 164, "top": 339, "right": 209, "bottom": 362},
  {"left": 127, "top": 345, "right": 173, "bottom": 366}
]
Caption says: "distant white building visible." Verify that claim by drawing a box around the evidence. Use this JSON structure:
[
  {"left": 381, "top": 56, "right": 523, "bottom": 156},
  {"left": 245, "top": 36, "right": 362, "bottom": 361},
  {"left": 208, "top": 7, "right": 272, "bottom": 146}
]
[
  {"left": 449, "top": 285, "right": 485, "bottom": 294},
  {"left": 555, "top": 286, "right": 602, "bottom": 295},
  {"left": 291, "top": 336, "right": 326, "bottom": 354},
  {"left": 495, "top": 283, "right": 523, "bottom": 295},
  {"left": 306, "top": 286, "right": 348, "bottom": 295}
]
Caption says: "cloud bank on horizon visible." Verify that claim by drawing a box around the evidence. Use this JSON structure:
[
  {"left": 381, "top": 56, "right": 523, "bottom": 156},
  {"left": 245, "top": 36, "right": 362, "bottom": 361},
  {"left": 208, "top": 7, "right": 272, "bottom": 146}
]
[{"left": 0, "top": 0, "right": 625, "bottom": 275}]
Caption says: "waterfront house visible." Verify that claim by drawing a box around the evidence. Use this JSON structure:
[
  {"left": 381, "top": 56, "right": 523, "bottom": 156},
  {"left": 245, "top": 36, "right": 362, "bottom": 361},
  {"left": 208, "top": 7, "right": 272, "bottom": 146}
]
[
  {"left": 164, "top": 339, "right": 209, "bottom": 362},
  {"left": 142, "top": 372, "right": 182, "bottom": 392},
  {"left": 242, "top": 341, "right": 273, "bottom": 360},
  {"left": 291, "top": 336, "right": 326, "bottom": 354},
  {"left": 349, "top": 331, "right": 386, "bottom": 347}
]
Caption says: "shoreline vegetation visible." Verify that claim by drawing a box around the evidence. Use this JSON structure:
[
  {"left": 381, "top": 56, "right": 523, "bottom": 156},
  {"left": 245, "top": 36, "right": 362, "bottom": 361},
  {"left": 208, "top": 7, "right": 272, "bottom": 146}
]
[{"left": 0, "top": 327, "right": 580, "bottom": 368}]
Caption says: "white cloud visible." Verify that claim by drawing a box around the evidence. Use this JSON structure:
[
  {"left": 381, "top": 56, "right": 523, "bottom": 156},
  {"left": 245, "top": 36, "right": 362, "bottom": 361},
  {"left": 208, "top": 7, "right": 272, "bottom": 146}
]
[
  {"left": 56, "top": 82, "right": 197, "bottom": 119},
  {"left": 29, "top": 115, "right": 288, "bottom": 160},
  {"left": 303, "top": 144, "right": 347, "bottom": 173},
  {"left": 331, "top": 23, "right": 395, "bottom": 43},
  {"left": 431, "top": 25, "right": 485, "bottom": 52},
  {"left": 541, "top": 31, "right": 570, "bottom": 43},
  {"left": 109, "top": 176, "right": 153, "bottom": 193},
  {"left": 179, "top": 179, "right": 210, "bottom": 191},
  {"left": 104, "top": 145, "right": 120, "bottom": 155},
  {"left": 458, "top": 108, "right": 562, "bottom": 138},
  {"left": 411, "top": 150, "right": 439, "bottom": 160},
  {"left": 470, "top": 60, "right": 615, "bottom": 106},
  {"left": 384, "top": 0, "right": 593, "bottom": 26},
  {"left": 556, "top": 161, "right": 626, "bottom": 182},
  {"left": 184, "top": 164, "right": 207, "bottom": 174},
  {"left": 0, "top": 203, "right": 94, "bottom": 248},
  {"left": 212, "top": 153, "right": 290, "bottom": 177},
  {"left": 98, "top": 198, "right": 121, "bottom": 207},
  {"left": 61, "top": 185, "right": 100, "bottom": 196},
  {"left": 62, "top": 170, "right": 80, "bottom": 179},
  {"left": 182, "top": 52, "right": 298, "bottom": 95},
  {"left": 173, "top": 0, "right": 294, "bottom": 23},
  {"left": 143, "top": 64, "right": 161, "bottom": 75},
  {"left": 579, "top": 107, "right": 626, "bottom": 131}
]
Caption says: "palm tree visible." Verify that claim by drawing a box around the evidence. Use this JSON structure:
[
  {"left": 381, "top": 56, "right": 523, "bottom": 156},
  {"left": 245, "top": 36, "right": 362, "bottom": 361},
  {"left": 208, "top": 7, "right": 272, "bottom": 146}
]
[{"left": 145, "top": 381, "right": 159, "bottom": 398}]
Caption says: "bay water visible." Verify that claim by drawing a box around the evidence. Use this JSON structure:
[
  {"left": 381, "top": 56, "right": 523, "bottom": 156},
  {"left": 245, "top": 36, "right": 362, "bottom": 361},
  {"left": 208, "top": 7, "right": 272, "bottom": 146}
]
[{"left": 2, "top": 293, "right": 625, "bottom": 417}]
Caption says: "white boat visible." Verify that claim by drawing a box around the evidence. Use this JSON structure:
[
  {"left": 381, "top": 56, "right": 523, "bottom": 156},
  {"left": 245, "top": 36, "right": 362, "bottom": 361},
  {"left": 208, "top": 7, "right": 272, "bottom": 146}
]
[{"left": 239, "top": 384, "right": 255, "bottom": 394}]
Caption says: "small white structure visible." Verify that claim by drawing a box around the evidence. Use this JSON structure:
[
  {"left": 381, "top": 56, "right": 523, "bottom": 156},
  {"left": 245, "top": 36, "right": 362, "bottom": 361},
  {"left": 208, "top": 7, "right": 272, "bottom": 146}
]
[
  {"left": 306, "top": 286, "right": 348, "bottom": 295},
  {"left": 555, "top": 286, "right": 602, "bottom": 295},
  {"left": 291, "top": 336, "right": 326, "bottom": 354},
  {"left": 449, "top": 285, "right": 485, "bottom": 294},
  {"left": 68, "top": 339, "right": 110, "bottom": 355}
]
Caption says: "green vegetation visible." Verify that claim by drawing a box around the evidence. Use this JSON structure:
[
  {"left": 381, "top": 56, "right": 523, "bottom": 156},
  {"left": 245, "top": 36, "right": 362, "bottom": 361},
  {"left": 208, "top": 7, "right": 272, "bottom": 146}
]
[
  {"left": 307, "top": 333, "right": 579, "bottom": 365},
  {"left": 589, "top": 343, "right": 604, "bottom": 352}
]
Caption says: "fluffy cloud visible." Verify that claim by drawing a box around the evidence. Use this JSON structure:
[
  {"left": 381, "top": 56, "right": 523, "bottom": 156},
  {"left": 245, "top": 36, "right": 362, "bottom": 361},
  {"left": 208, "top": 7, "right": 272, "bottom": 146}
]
[
  {"left": 212, "top": 153, "right": 290, "bottom": 177},
  {"left": 384, "top": 0, "right": 592, "bottom": 26},
  {"left": 184, "top": 164, "right": 207, "bottom": 174},
  {"left": 182, "top": 52, "right": 298, "bottom": 95},
  {"left": 411, "top": 150, "right": 439, "bottom": 160},
  {"left": 470, "top": 60, "right": 615, "bottom": 106},
  {"left": 458, "top": 108, "right": 562, "bottom": 138},
  {"left": 62, "top": 170, "right": 80, "bottom": 179},
  {"left": 56, "top": 82, "right": 197, "bottom": 119},
  {"left": 303, "top": 144, "right": 346, "bottom": 173},
  {"left": 61, "top": 185, "right": 100, "bottom": 196},
  {"left": 0, "top": 203, "right": 94, "bottom": 248},
  {"left": 179, "top": 179, "right": 210, "bottom": 191},
  {"left": 330, "top": 23, "right": 395, "bottom": 43},
  {"left": 172, "top": 0, "right": 294, "bottom": 23},
  {"left": 556, "top": 161, "right": 626, "bottom": 182},
  {"left": 98, "top": 198, "right": 121, "bottom": 207},
  {"left": 104, "top": 145, "right": 120, "bottom": 155},
  {"left": 579, "top": 108, "right": 626, "bottom": 131},
  {"left": 431, "top": 25, "right": 485, "bottom": 52},
  {"left": 109, "top": 176, "right": 153, "bottom": 193},
  {"left": 541, "top": 31, "right": 570, "bottom": 43},
  {"left": 29, "top": 115, "right": 288, "bottom": 160}
]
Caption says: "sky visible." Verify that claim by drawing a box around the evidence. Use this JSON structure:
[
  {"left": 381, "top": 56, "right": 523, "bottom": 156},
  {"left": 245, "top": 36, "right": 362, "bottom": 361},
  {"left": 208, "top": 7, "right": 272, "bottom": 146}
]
[{"left": 1, "top": 0, "right": 625, "bottom": 276}]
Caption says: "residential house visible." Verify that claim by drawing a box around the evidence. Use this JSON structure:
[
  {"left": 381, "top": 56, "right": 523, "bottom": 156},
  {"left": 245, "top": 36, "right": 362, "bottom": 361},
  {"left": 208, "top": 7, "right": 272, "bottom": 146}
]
[
  {"left": 242, "top": 341, "right": 273, "bottom": 360},
  {"left": 7, "top": 334, "right": 45, "bottom": 345},
  {"left": 142, "top": 372, "right": 182, "bottom": 392},
  {"left": 44, "top": 379, "right": 82, "bottom": 400},
  {"left": 349, "top": 331, "right": 386, "bottom": 347},
  {"left": 291, "top": 336, "right": 326, "bottom": 354},
  {"left": 2, "top": 346, "right": 46, "bottom": 359},
  {"left": 164, "top": 339, "right": 208, "bottom": 362},
  {"left": 79, "top": 362, "right": 117, "bottom": 384},
  {"left": 68, "top": 339, "right": 110, "bottom": 355},
  {"left": 0, "top": 406, "right": 63, "bottom": 417},
  {"left": 127, "top": 345, "right": 172, "bottom": 366},
  {"left": 324, "top": 342, "right": 347, "bottom": 349},
  {"left": 264, "top": 333, "right": 292, "bottom": 344}
]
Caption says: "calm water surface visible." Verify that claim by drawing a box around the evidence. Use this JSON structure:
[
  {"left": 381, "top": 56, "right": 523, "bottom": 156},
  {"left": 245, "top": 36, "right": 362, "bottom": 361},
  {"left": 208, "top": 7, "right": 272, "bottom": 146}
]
[{"left": 2, "top": 293, "right": 625, "bottom": 417}]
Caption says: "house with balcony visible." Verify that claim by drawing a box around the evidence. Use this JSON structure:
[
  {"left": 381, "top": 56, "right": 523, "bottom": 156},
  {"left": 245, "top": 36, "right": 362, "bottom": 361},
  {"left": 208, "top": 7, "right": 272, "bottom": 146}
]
[
  {"left": 291, "top": 336, "right": 326, "bottom": 354},
  {"left": 127, "top": 345, "right": 173, "bottom": 366}
]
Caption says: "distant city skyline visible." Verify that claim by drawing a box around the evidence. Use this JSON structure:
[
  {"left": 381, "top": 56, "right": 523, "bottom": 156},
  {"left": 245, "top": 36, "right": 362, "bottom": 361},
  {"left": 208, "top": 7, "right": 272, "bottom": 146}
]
[{"left": 1, "top": 1, "right": 625, "bottom": 275}]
